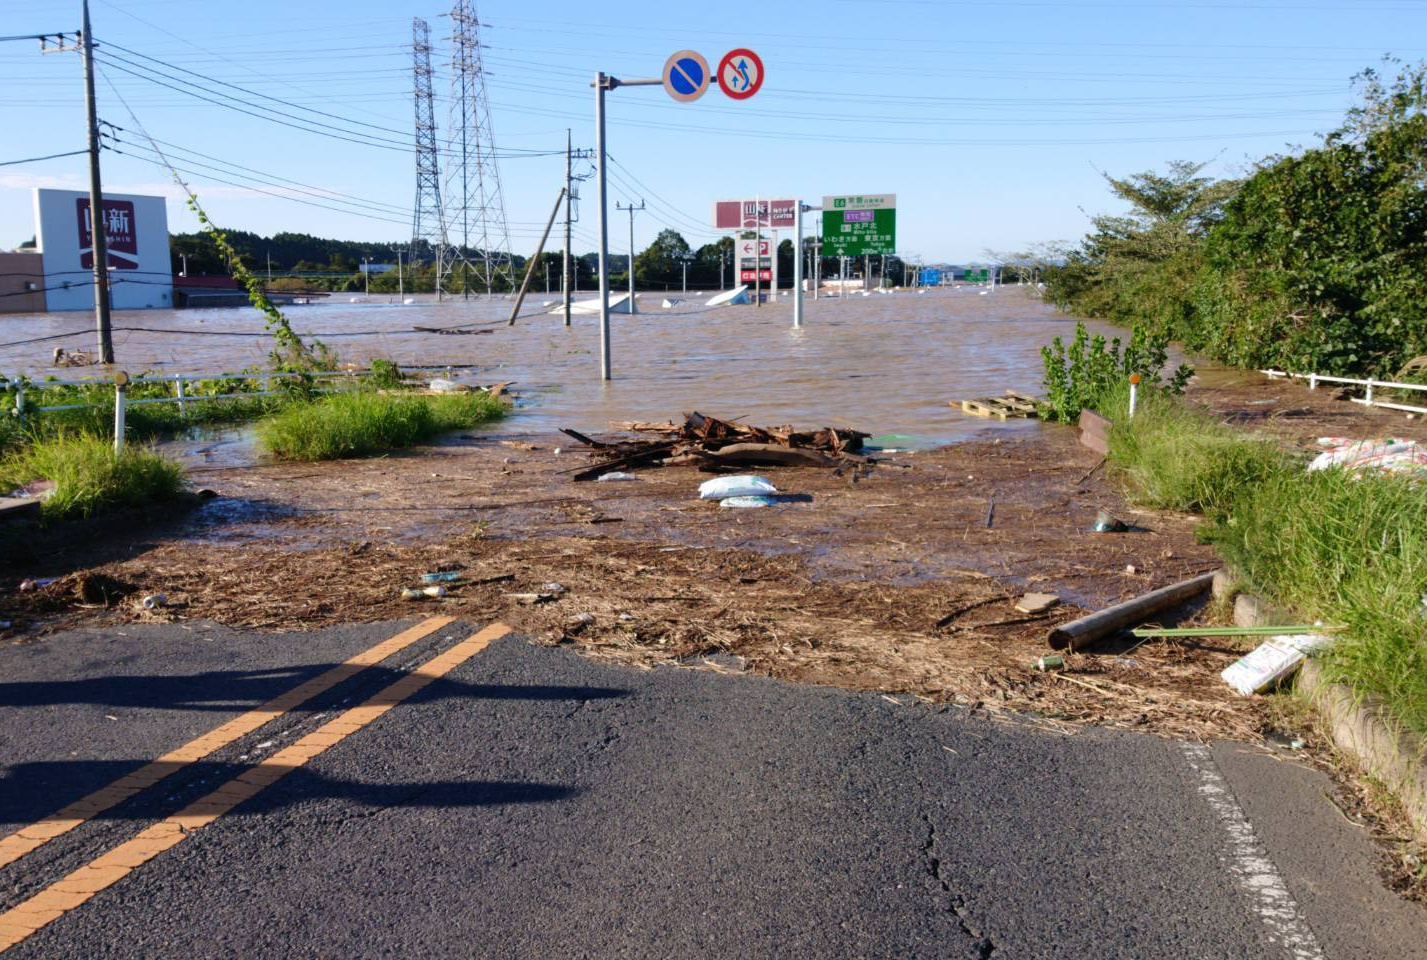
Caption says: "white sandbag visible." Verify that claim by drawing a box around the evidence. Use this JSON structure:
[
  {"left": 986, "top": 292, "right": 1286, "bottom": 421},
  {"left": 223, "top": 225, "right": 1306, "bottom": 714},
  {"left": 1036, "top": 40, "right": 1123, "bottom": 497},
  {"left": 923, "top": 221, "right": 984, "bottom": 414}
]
[{"left": 698, "top": 475, "right": 778, "bottom": 500}]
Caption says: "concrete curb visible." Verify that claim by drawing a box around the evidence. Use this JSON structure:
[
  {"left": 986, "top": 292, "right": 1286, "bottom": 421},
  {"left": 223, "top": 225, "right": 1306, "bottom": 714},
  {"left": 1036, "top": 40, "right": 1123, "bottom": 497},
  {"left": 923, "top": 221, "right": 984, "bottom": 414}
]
[
  {"left": 1296, "top": 660, "right": 1427, "bottom": 841},
  {"left": 1220, "top": 576, "right": 1427, "bottom": 841}
]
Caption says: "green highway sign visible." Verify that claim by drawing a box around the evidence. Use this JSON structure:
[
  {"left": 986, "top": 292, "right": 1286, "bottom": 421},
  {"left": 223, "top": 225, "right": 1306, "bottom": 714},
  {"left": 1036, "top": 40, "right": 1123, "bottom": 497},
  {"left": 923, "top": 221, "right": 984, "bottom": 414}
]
[{"left": 821, "top": 194, "right": 896, "bottom": 257}]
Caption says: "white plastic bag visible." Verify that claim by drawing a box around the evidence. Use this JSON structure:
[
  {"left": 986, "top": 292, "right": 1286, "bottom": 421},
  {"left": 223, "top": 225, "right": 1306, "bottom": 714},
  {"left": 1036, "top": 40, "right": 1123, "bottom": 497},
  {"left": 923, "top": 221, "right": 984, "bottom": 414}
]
[
  {"left": 719, "top": 495, "right": 780, "bottom": 509},
  {"left": 698, "top": 475, "right": 778, "bottom": 500}
]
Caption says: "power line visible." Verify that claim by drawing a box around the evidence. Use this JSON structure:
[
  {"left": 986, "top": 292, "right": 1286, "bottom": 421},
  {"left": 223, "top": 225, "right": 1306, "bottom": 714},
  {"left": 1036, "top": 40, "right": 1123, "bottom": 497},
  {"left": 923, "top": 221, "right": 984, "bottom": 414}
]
[{"left": 0, "top": 149, "right": 89, "bottom": 166}]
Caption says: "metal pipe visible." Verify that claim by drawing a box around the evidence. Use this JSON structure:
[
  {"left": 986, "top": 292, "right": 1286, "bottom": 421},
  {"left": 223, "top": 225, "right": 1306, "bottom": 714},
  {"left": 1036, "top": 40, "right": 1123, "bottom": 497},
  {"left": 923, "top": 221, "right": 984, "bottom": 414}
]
[
  {"left": 1048, "top": 572, "right": 1218, "bottom": 652},
  {"left": 112, "top": 375, "right": 127, "bottom": 455}
]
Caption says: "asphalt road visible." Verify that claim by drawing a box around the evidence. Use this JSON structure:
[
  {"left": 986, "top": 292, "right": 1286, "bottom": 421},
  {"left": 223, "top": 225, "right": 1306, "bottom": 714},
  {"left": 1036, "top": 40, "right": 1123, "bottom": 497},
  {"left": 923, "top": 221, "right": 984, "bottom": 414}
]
[{"left": 0, "top": 619, "right": 1422, "bottom": 959}]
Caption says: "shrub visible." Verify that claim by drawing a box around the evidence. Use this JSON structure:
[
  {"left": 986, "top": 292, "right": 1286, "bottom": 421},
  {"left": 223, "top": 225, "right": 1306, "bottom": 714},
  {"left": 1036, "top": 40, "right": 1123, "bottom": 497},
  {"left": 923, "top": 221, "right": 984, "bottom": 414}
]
[
  {"left": 1040, "top": 321, "right": 1192, "bottom": 423},
  {"left": 256, "top": 390, "right": 505, "bottom": 461},
  {"left": 0, "top": 434, "right": 187, "bottom": 521}
]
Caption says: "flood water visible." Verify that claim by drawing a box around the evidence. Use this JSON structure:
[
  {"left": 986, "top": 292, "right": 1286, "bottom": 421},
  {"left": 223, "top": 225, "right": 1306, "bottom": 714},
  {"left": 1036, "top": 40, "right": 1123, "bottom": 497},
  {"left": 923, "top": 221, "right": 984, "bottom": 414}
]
[{"left": 0, "top": 287, "right": 1161, "bottom": 442}]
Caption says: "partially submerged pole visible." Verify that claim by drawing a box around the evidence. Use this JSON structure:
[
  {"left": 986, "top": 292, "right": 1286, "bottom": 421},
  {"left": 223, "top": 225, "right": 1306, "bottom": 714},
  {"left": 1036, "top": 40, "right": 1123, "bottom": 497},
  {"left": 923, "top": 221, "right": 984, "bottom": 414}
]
[
  {"left": 792, "top": 201, "right": 804, "bottom": 329},
  {"left": 508, "top": 186, "right": 566, "bottom": 325},
  {"left": 1048, "top": 572, "right": 1218, "bottom": 652}
]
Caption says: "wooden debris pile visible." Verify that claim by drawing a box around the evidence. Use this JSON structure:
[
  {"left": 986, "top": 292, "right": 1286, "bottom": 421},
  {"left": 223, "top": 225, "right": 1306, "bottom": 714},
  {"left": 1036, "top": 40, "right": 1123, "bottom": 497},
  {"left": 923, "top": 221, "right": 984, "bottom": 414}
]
[{"left": 561, "top": 411, "right": 872, "bottom": 482}]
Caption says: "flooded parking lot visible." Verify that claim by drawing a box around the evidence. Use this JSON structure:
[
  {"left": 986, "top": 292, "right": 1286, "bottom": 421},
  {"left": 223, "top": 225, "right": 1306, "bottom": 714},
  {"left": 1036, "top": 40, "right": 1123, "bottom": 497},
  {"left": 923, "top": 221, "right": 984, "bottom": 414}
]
[{"left": 0, "top": 287, "right": 1157, "bottom": 442}]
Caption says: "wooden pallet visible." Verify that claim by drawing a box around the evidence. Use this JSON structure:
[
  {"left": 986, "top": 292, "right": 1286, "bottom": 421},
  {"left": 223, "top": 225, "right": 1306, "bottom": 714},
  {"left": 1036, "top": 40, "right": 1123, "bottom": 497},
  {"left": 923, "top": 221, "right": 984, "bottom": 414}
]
[{"left": 955, "top": 391, "right": 1041, "bottom": 420}]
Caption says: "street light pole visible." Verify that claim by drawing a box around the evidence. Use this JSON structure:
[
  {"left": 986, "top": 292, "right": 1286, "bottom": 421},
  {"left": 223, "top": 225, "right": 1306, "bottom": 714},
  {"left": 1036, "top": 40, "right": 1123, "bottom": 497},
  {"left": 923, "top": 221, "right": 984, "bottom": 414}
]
[{"left": 593, "top": 71, "right": 662, "bottom": 381}]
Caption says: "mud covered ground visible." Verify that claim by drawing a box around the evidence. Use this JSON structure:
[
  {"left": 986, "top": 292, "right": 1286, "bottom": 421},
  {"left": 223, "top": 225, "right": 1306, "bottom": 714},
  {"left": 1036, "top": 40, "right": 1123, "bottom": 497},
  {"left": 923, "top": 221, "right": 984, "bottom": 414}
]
[{"left": 4, "top": 370, "right": 1425, "bottom": 746}]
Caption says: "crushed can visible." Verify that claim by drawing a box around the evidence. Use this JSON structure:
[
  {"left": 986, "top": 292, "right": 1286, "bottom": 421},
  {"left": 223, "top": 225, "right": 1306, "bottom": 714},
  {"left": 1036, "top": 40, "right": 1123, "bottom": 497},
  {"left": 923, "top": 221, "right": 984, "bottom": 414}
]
[{"left": 1036, "top": 655, "right": 1065, "bottom": 672}]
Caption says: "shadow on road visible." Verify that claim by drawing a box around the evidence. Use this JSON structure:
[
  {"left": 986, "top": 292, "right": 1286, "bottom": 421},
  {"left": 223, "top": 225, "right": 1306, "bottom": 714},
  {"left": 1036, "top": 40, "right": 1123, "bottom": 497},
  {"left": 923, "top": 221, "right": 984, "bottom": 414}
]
[
  {"left": 1, "top": 759, "right": 579, "bottom": 829},
  {"left": 0, "top": 665, "right": 628, "bottom": 713}
]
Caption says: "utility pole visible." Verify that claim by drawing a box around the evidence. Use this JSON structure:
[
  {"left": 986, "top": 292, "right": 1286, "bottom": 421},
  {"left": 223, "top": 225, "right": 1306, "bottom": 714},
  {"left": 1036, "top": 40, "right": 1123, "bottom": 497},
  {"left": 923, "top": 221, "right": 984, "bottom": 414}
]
[
  {"left": 615, "top": 198, "right": 643, "bottom": 310},
  {"left": 362, "top": 257, "right": 369, "bottom": 297},
  {"left": 545, "top": 260, "right": 551, "bottom": 294},
  {"left": 267, "top": 252, "right": 272, "bottom": 282},
  {"left": 179, "top": 253, "right": 187, "bottom": 277},
  {"left": 564, "top": 129, "right": 573, "bottom": 327},
  {"left": 80, "top": 0, "right": 112, "bottom": 363},
  {"left": 397, "top": 249, "right": 403, "bottom": 301}
]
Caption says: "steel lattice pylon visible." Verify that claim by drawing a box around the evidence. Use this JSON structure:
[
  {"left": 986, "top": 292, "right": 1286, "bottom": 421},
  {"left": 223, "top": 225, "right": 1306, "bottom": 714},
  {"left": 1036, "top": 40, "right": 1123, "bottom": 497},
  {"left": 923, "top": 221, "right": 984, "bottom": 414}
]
[
  {"left": 444, "top": 0, "right": 514, "bottom": 298},
  {"left": 409, "top": 17, "right": 452, "bottom": 298}
]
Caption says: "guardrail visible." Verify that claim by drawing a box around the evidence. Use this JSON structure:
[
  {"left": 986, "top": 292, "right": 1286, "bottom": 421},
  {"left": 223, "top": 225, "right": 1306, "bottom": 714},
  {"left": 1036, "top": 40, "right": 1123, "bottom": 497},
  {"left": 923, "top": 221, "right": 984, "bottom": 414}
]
[
  {"left": 1261, "top": 369, "right": 1427, "bottom": 416},
  {"left": 4, "top": 365, "right": 467, "bottom": 453}
]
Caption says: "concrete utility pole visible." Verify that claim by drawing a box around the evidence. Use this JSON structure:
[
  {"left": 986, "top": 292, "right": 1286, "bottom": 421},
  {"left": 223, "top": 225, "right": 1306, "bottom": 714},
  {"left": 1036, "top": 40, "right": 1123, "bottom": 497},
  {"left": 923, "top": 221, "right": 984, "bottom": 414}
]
[
  {"left": 563, "top": 129, "right": 573, "bottom": 327},
  {"left": 362, "top": 257, "right": 369, "bottom": 297},
  {"left": 80, "top": 0, "right": 113, "bottom": 364},
  {"left": 615, "top": 198, "right": 644, "bottom": 310}
]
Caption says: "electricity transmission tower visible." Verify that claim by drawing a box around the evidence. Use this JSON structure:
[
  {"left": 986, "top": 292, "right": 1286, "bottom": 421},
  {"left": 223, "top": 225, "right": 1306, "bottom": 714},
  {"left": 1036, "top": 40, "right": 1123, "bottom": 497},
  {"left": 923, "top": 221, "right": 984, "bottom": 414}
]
[
  {"left": 444, "top": 0, "right": 514, "bottom": 298},
  {"left": 409, "top": 17, "right": 451, "bottom": 299}
]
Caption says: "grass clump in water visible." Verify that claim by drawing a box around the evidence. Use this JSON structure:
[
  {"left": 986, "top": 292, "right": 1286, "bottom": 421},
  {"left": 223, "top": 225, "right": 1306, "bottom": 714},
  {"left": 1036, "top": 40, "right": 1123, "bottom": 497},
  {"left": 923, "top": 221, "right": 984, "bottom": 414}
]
[
  {"left": 0, "top": 433, "right": 187, "bottom": 521},
  {"left": 256, "top": 390, "right": 505, "bottom": 461}
]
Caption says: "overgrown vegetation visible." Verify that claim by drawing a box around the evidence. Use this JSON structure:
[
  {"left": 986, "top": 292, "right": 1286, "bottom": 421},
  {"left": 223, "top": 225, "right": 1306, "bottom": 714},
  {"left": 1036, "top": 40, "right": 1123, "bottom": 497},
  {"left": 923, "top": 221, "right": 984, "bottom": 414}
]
[
  {"left": 256, "top": 390, "right": 505, "bottom": 461},
  {"left": 1040, "top": 321, "right": 1192, "bottom": 423},
  {"left": 0, "top": 434, "right": 186, "bottom": 521},
  {"left": 1095, "top": 386, "right": 1427, "bottom": 738},
  {"left": 1046, "top": 59, "right": 1427, "bottom": 377}
]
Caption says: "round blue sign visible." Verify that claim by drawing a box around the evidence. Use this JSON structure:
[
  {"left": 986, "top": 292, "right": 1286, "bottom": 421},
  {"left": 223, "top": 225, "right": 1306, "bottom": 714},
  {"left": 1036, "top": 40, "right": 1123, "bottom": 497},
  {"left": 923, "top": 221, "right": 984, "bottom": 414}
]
[{"left": 663, "top": 50, "right": 710, "bottom": 103}]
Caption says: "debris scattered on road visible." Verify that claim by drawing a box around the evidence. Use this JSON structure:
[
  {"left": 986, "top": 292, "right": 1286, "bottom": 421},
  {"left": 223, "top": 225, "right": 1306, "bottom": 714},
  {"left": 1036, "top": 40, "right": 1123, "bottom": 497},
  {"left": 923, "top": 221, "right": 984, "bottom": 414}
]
[
  {"left": 1221, "top": 633, "right": 1331, "bottom": 695},
  {"left": 1048, "top": 571, "right": 1218, "bottom": 651},
  {"left": 595, "top": 472, "right": 641, "bottom": 482},
  {"left": 1309, "top": 437, "right": 1427, "bottom": 478},
  {"left": 140, "top": 594, "right": 167, "bottom": 610},
  {"left": 1036, "top": 654, "right": 1066, "bottom": 672},
  {"left": 720, "top": 495, "right": 781, "bottom": 509},
  {"left": 400, "top": 585, "right": 447, "bottom": 600},
  {"left": 563, "top": 411, "right": 872, "bottom": 481},
  {"left": 1093, "top": 509, "right": 1128, "bottom": 533},
  {"left": 1015, "top": 592, "right": 1060, "bottom": 615},
  {"left": 421, "top": 571, "right": 462, "bottom": 583},
  {"left": 699, "top": 475, "right": 778, "bottom": 500}
]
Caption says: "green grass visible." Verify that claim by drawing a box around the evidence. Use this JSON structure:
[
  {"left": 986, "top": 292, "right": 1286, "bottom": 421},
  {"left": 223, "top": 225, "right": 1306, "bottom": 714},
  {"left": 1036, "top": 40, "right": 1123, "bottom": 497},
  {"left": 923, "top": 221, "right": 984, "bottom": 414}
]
[
  {"left": 256, "top": 390, "right": 506, "bottom": 461},
  {"left": 0, "top": 433, "right": 187, "bottom": 521},
  {"left": 1099, "top": 384, "right": 1427, "bottom": 737},
  {"left": 1104, "top": 385, "right": 1298, "bottom": 518}
]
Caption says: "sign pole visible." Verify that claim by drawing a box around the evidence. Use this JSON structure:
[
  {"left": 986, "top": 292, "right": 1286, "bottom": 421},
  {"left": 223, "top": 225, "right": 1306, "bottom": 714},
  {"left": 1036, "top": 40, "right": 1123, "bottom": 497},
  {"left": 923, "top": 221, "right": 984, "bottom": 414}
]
[
  {"left": 81, "top": 0, "right": 113, "bottom": 364},
  {"left": 792, "top": 201, "right": 803, "bottom": 329}
]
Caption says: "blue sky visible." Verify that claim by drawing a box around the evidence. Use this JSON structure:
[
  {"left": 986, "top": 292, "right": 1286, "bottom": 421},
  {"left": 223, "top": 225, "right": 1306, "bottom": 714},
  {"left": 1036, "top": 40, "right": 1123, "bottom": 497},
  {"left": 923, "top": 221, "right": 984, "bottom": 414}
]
[{"left": 2, "top": 0, "right": 1425, "bottom": 262}]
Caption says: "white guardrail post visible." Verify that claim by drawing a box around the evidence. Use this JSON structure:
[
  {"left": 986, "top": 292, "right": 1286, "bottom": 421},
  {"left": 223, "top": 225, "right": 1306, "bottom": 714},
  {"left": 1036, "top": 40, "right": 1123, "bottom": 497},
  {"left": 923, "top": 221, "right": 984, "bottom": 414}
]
[
  {"left": 174, "top": 374, "right": 188, "bottom": 418},
  {"left": 113, "top": 371, "right": 129, "bottom": 455},
  {"left": 14, "top": 386, "right": 25, "bottom": 424}
]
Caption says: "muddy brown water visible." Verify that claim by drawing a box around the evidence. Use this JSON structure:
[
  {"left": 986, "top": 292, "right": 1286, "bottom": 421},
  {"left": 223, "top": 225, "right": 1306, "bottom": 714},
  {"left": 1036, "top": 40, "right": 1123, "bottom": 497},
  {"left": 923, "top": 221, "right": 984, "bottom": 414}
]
[{"left": 1, "top": 287, "right": 1177, "bottom": 445}]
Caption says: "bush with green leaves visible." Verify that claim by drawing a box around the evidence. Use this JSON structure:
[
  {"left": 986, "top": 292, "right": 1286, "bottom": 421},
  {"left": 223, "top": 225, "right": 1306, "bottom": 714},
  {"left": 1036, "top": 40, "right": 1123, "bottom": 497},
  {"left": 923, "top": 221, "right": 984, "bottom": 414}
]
[{"left": 1040, "top": 321, "right": 1192, "bottom": 423}]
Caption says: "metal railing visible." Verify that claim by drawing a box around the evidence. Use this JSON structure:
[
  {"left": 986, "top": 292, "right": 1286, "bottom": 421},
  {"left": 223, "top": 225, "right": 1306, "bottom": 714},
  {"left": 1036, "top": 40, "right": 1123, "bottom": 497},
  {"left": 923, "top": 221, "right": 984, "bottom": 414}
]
[
  {"left": 1261, "top": 369, "right": 1427, "bottom": 416},
  {"left": 5, "top": 365, "right": 465, "bottom": 453}
]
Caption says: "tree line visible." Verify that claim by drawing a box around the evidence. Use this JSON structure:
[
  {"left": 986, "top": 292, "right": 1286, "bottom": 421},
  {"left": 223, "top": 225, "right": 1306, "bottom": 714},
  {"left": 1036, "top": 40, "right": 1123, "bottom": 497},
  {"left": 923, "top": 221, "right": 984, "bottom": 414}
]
[
  {"left": 169, "top": 227, "right": 906, "bottom": 295},
  {"left": 1044, "top": 60, "right": 1427, "bottom": 378}
]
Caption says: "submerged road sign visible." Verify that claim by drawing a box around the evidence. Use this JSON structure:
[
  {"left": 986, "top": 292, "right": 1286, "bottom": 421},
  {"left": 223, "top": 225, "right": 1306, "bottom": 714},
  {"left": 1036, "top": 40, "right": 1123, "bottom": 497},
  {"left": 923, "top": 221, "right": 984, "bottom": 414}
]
[
  {"left": 663, "top": 50, "right": 710, "bottom": 102},
  {"left": 717, "top": 48, "right": 763, "bottom": 100},
  {"left": 821, "top": 194, "right": 897, "bottom": 257}
]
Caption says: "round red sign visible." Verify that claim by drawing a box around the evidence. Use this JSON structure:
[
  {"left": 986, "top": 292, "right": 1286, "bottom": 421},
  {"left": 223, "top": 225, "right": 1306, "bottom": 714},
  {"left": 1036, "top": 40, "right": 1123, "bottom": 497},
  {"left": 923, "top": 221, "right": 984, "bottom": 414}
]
[{"left": 717, "top": 48, "right": 763, "bottom": 100}]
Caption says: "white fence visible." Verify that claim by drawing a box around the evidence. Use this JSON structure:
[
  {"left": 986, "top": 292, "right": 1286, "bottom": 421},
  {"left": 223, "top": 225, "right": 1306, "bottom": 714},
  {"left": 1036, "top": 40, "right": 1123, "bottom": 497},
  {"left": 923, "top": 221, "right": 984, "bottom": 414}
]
[
  {"left": 1261, "top": 369, "right": 1427, "bottom": 416},
  {"left": 4, "top": 366, "right": 466, "bottom": 453}
]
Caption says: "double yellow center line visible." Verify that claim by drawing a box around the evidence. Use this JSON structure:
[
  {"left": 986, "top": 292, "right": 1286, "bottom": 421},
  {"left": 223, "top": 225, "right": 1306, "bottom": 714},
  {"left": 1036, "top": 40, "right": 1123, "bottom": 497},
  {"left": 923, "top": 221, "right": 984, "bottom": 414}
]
[{"left": 0, "top": 618, "right": 510, "bottom": 952}]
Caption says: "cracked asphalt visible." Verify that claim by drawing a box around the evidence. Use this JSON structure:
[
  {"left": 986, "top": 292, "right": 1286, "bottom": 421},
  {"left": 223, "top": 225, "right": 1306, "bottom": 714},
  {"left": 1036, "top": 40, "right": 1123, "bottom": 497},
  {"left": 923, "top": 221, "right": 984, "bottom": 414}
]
[{"left": 0, "top": 619, "right": 1423, "bottom": 959}]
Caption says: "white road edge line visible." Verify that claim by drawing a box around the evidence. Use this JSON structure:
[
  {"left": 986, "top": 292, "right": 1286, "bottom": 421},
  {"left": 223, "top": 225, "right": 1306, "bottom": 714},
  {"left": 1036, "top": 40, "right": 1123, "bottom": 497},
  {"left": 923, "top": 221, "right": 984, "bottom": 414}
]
[{"left": 1180, "top": 742, "right": 1326, "bottom": 960}]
